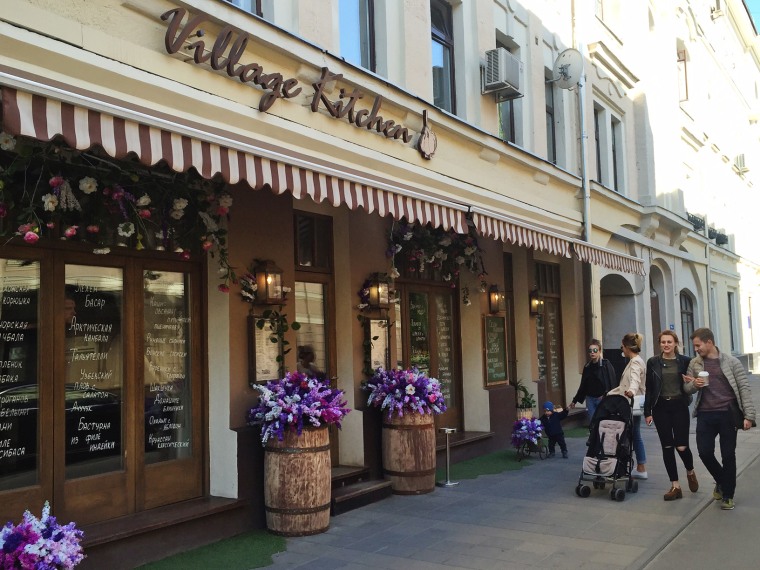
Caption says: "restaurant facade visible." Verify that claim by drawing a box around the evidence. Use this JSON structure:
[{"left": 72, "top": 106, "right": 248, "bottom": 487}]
[{"left": 1, "top": 1, "right": 753, "bottom": 567}]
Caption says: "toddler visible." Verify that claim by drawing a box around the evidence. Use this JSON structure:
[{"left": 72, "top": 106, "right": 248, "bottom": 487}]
[{"left": 539, "top": 401, "right": 569, "bottom": 458}]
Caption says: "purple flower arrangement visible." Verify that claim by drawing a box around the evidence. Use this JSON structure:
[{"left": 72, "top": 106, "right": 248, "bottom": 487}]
[
  {"left": 511, "top": 417, "right": 544, "bottom": 449},
  {"left": 246, "top": 371, "right": 351, "bottom": 445},
  {"left": 0, "top": 501, "right": 84, "bottom": 569},
  {"left": 365, "top": 368, "right": 447, "bottom": 418}
]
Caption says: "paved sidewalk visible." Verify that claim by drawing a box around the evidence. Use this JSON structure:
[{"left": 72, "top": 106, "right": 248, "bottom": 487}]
[{"left": 266, "top": 375, "right": 760, "bottom": 570}]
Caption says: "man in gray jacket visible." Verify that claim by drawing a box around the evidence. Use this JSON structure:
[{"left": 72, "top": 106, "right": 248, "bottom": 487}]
[{"left": 684, "top": 327, "right": 756, "bottom": 511}]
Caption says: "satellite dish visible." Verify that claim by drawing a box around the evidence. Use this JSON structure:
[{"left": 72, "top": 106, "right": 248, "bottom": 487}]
[{"left": 553, "top": 48, "right": 583, "bottom": 90}]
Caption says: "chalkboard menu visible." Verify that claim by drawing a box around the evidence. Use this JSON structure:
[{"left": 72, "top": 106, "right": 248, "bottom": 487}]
[
  {"left": 408, "top": 292, "right": 430, "bottom": 373},
  {"left": 143, "top": 271, "right": 192, "bottom": 464},
  {"left": 0, "top": 259, "right": 40, "bottom": 489},
  {"left": 483, "top": 315, "right": 508, "bottom": 387},
  {"left": 64, "top": 265, "right": 124, "bottom": 478},
  {"left": 434, "top": 294, "right": 454, "bottom": 404},
  {"left": 536, "top": 313, "right": 547, "bottom": 382},
  {"left": 546, "top": 302, "right": 561, "bottom": 390}
]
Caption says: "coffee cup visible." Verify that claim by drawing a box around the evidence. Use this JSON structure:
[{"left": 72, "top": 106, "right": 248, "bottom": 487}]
[{"left": 698, "top": 371, "right": 710, "bottom": 386}]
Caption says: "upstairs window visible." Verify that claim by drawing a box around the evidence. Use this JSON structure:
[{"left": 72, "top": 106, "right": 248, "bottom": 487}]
[
  {"left": 545, "top": 80, "right": 557, "bottom": 164},
  {"left": 224, "top": 0, "right": 263, "bottom": 17},
  {"left": 431, "top": 0, "right": 455, "bottom": 113},
  {"left": 339, "top": 0, "right": 375, "bottom": 70},
  {"left": 593, "top": 102, "right": 626, "bottom": 193}
]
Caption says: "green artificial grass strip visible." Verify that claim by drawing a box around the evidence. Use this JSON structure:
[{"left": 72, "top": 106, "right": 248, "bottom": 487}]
[
  {"left": 435, "top": 449, "right": 533, "bottom": 481},
  {"left": 136, "top": 529, "right": 286, "bottom": 570},
  {"left": 565, "top": 426, "right": 590, "bottom": 438}
]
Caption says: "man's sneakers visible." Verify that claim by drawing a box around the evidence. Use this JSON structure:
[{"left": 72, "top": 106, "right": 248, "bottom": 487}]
[
  {"left": 721, "top": 498, "right": 735, "bottom": 510},
  {"left": 713, "top": 484, "right": 723, "bottom": 501}
]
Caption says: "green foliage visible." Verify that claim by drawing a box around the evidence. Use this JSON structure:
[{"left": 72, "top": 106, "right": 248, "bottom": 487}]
[
  {"left": 256, "top": 306, "right": 300, "bottom": 369},
  {"left": 512, "top": 378, "right": 536, "bottom": 409}
]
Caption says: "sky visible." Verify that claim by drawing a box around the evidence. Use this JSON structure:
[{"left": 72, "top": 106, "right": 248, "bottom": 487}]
[{"left": 744, "top": 0, "right": 760, "bottom": 31}]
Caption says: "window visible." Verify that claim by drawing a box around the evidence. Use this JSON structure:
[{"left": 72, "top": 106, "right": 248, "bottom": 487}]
[
  {"left": 677, "top": 49, "right": 688, "bottom": 102},
  {"left": 225, "top": 0, "right": 262, "bottom": 17},
  {"left": 535, "top": 263, "right": 564, "bottom": 404},
  {"left": 728, "top": 291, "right": 738, "bottom": 352},
  {"left": 339, "top": 0, "right": 375, "bottom": 70},
  {"left": 431, "top": 0, "right": 455, "bottom": 113},
  {"left": 497, "top": 41, "right": 520, "bottom": 144},
  {"left": 593, "top": 102, "right": 625, "bottom": 192},
  {"left": 680, "top": 291, "right": 695, "bottom": 357},
  {"left": 294, "top": 213, "right": 332, "bottom": 272},
  {"left": 545, "top": 80, "right": 557, "bottom": 164}
]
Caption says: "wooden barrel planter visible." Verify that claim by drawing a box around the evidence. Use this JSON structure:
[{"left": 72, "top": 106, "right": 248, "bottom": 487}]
[
  {"left": 382, "top": 412, "right": 436, "bottom": 495},
  {"left": 264, "top": 427, "right": 331, "bottom": 536}
]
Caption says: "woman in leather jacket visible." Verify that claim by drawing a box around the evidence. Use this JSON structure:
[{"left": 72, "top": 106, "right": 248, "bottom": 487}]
[{"left": 644, "top": 330, "right": 697, "bottom": 501}]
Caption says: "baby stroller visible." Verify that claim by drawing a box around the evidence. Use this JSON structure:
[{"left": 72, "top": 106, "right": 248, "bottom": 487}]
[{"left": 575, "top": 394, "right": 639, "bottom": 501}]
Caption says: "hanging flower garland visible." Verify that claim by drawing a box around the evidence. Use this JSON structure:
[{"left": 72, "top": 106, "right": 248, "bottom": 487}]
[
  {"left": 0, "top": 131, "right": 235, "bottom": 290},
  {"left": 387, "top": 220, "right": 487, "bottom": 301}
]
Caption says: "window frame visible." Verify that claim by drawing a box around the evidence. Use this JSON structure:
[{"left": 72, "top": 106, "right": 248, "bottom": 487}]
[
  {"left": 430, "top": 0, "right": 456, "bottom": 114},
  {"left": 339, "top": 0, "right": 376, "bottom": 71}
]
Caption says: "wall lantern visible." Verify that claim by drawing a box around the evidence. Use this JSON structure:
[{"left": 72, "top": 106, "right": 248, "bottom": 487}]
[
  {"left": 368, "top": 273, "right": 391, "bottom": 309},
  {"left": 254, "top": 260, "right": 284, "bottom": 304},
  {"left": 488, "top": 285, "right": 503, "bottom": 314},
  {"left": 529, "top": 289, "right": 544, "bottom": 317}
]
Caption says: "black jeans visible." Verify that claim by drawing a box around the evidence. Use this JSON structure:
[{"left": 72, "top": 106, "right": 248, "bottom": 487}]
[
  {"left": 548, "top": 433, "right": 567, "bottom": 454},
  {"left": 653, "top": 398, "right": 694, "bottom": 482},
  {"left": 695, "top": 410, "right": 738, "bottom": 499}
]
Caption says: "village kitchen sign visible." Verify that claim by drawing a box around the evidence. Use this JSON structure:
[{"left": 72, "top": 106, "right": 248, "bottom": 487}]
[{"left": 161, "top": 8, "right": 437, "bottom": 158}]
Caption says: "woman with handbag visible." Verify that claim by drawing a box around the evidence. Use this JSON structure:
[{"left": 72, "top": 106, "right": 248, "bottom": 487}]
[
  {"left": 644, "top": 331, "right": 698, "bottom": 501},
  {"left": 608, "top": 333, "right": 648, "bottom": 479}
]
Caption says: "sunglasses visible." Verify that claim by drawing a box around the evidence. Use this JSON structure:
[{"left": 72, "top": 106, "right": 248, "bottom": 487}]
[{"left": 587, "top": 348, "right": 599, "bottom": 354}]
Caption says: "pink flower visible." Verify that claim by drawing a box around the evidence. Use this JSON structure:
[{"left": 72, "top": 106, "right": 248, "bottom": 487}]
[
  {"left": 138, "top": 209, "right": 151, "bottom": 219},
  {"left": 24, "top": 231, "right": 39, "bottom": 243},
  {"left": 86, "top": 225, "right": 100, "bottom": 233},
  {"left": 18, "top": 223, "right": 32, "bottom": 233},
  {"left": 218, "top": 284, "right": 230, "bottom": 293},
  {"left": 180, "top": 251, "right": 191, "bottom": 260},
  {"left": 216, "top": 206, "right": 229, "bottom": 216},
  {"left": 49, "top": 175, "right": 64, "bottom": 187},
  {"left": 64, "top": 226, "right": 79, "bottom": 238},
  {"left": 0, "top": 203, "right": 7, "bottom": 218},
  {"left": 102, "top": 186, "right": 112, "bottom": 197},
  {"left": 201, "top": 240, "right": 213, "bottom": 251},
  {"left": 46, "top": 222, "right": 55, "bottom": 229}
]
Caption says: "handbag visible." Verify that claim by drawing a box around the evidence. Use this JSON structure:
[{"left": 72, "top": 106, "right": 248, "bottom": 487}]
[{"left": 632, "top": 394, "right": 645, "bottom": 417}]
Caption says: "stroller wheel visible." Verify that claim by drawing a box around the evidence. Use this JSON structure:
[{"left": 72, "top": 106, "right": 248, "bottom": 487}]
[
  {"left": 631, "top": 480, "right": 639, "bottom": 493},
  {"left": 615, "top": 489, "right": 626, "bottom": 501},
  {"left": 579, "top": 485, "right": 591, "bottom": 498},
  {"left": 575, "top": 484, "right": 582, "bottom": 496}
]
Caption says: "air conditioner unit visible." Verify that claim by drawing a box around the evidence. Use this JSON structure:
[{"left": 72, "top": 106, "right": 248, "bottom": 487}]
[
  {"left": 482, "top": 48, "right": 523, "bottom": 101},
  {"left": 734, "top": 153, "right": 749, "bottom": 173}
]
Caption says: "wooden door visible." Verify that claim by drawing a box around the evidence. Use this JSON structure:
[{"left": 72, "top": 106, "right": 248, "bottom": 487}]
[{"left": 402, "top": 285, "right": 461, "bottom": 430}]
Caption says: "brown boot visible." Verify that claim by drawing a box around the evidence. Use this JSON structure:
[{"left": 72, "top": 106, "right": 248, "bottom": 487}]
[
  {"left": 687, "top": 471, "right": 699, "bottom": 492},
  {"left": 664, "top": 486, "right": 683, "bottom": 501}
]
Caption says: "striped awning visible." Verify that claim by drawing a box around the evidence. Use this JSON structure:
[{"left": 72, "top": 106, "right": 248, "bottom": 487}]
[
  {"left": 472, "top": 209, "right": 646, "bottom": 275},
  {"left": 1, "top": 87, "right": 467, "bottom": 233},
  {"left": 472, "top": 211, "right": 573, "bottom": 258},
  {"left": 573, "top": 242, "right": 646, "bottom": 275}
]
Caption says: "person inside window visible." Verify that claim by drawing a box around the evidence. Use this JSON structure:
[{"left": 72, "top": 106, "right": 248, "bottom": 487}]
[{"left": 297, "top": 345, "right": 320, "bottom": 377}]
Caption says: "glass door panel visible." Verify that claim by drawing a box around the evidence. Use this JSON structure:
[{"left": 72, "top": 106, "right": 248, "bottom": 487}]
[
  {"left": 64, "top": 265, "right": 124, "bottom": 479},
  {"left": 143, "top": 271, "right": 193, "bottom": 465},
  {"left": 0, "top": 259, "right": 40, "bottom": 491}
]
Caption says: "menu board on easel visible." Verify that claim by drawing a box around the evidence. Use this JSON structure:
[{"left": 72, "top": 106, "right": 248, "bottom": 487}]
[{"left": 483, "top": 315, "right": 508, "bottom": 387}]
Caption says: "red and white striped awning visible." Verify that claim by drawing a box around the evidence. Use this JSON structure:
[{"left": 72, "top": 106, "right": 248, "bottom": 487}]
[
  {"left": 472, "top": 209, "right": 646, "bottom": 275},
  {"left": 472, "top": 211, "right": 573, "bottom": 258},
  {"left": 1, "top": 87, "right": 467, "bottom": 233},
  {"left": 573, "top": 241, "right": 646, "bottom": 275}
]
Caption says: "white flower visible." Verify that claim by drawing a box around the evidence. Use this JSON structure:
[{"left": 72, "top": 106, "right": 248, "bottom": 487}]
[
  {"left": 199, "top": 211, "right": 219, "bottom": 231},
  {"left": 136, "top": 194, "right": 151, "bottom": 207},
  {"left": 218, "top": 194, "right": 233, "bottom": 208},
  {"left": 390, "top": 267, "right": 400, "bottom": 279},
  {"left": 117, "top": 222, "right": 135, "bottom": 237},
  {"left": 434, "top": 249, "right": 444, "bottom": 258},
  {"left": 42, "top": 193, "right": 58, "bottom": 212},
  {"left": 464, "top": 298, "right": 472, "bottom": 306},
  {"left": 403, "top": 231, "right": 413, "bottom": 241},
  {"left": 79, "top": 176, "right": 98, "bottom": 194},
  {"left": 455, "top": 255, "right": 465, "bottom": 264},
  {"left": 405, "top": 384, "right": 416, "bottom": 395},
  {"left": 173, "top": 198, "right": 188, "bottom": 210},
  {"left": 57, "top": 181, "right": 82, "bottom": 211},
  {"left": 281, "top": 286, "right": 292, "bottom": 293},
  {"left": 170, "top": 209, "right": 184, "bottom": 220},
  {"left": 443, "top": 273, "right": 451, "bottom": 281},
  {"left": 464, "top": 246, "right": 477, "bottom": 256},
  {"left": 0, "top": 132, "right": 16, "bottom": 151},
  {"left": 439, "top": 237, "right": 452, "bottom": 246},
  {"left": 357, "top": 303, "right": 369, "bottom": 310},
  {"left": 93, "top": 248, "right": 111, "bottom": 255}
]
